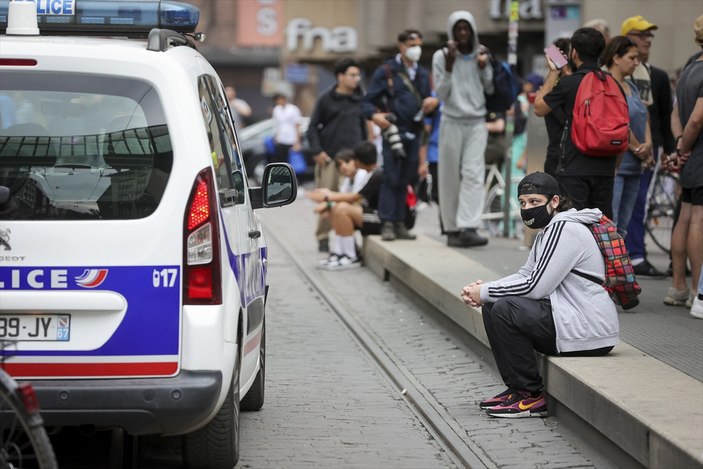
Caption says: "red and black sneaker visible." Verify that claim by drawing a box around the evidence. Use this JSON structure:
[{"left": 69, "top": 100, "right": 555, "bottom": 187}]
[
  {"left": 478, "top": 388, "right": 515, "bottom": 410},
  {"left": 485, "top": 390, "right": 548, "bottom": 418}
]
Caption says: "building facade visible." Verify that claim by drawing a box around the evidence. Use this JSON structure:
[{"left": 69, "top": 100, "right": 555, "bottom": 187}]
[{"left": 191, "top": 0, "right": 702, "bottom": 120}]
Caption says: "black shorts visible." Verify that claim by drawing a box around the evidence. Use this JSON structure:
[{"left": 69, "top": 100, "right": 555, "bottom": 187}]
[
  {"left": 680, "top": 186, "right": 703, "bottom": 206},
  {"left": 359, "top": 207, "right": 381, "bottom": 236}
]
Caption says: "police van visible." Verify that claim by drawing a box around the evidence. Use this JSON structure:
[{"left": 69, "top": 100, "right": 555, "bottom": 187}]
[{"left": 0, "top": 0, "right": 296, "bottom": 466}]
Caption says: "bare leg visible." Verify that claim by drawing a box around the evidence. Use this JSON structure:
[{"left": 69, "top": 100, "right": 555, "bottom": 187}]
[
  {"left": 330, "top": 202, "right": 362, "bottom": 237},
  {"left": 671, "top": 202, "right": 691, "bottom": 292},
  {"left": 687, "top": 204, "right": 703, "bottom": 296}
]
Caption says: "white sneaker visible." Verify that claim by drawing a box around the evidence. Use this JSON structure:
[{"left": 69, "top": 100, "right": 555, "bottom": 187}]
[
  {"left": 691, "top": 296, "right": 703, "bottom": 319},
  {"left": 317, "top": 253, "right": 340, "bottom": 268},
  {"left": 325, "top": 255, "right": 361, "bottom": 270}
]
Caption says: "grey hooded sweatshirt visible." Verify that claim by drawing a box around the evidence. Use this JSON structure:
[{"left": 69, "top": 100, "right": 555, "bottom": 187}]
[
  {"left": 432, "top": 10, "right": 494, "bottom": 121},
  {"left": 479, "top": 208, "right": 620, "bottom": 353}
]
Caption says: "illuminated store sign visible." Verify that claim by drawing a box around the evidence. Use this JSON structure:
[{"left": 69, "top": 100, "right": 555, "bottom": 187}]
[{"left": 286, "top": 18, "right": 358, "bottom": 53}]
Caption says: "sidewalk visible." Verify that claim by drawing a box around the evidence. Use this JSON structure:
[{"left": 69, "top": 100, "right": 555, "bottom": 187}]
[{"left": 362, "top": 202, "right": 703, "bottom": 468}]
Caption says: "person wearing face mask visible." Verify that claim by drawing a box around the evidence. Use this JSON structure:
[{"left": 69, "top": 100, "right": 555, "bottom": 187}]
[
  {"left": 461, "top": 172, "right": 619, "bottom": 418},
  {"left": 432, "top": 10, "right": 494, "bottom": 248},
  {"left": 364, "top": 29, "right": 439, "bottom": 242}
]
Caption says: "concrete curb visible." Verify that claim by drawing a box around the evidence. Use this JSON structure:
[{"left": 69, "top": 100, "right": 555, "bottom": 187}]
[{"left": 364, "top": 234, "right": 703, "bottom": 469}]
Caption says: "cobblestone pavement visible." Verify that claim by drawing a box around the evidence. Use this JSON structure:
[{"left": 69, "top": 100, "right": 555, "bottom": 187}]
[
  {"left": 237, "top": 228, "right": 458, "bottom": 468},
  {"left": 251, "top": 196, "right": 616, "bottom": 469}
]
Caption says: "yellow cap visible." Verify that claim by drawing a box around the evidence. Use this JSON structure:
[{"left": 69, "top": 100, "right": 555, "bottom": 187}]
[{"left": 620, "top": 15, "right": 658, "bottom": 35}]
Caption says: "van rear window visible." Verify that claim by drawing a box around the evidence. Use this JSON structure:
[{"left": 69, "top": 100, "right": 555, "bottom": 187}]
[{"left": 0, "top": 72, "right": 172, "bottom": 220}]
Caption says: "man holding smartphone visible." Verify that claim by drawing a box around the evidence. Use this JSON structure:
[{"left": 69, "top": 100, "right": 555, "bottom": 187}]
[
  {"left": 534, "top": 27, "right": 621, "bottom": 219},
  {"left": 432, "top": 10, "right": 494, "bottom": 248},
  {"left": 541, "top": 38, "right": 572, "bottom": 178}
]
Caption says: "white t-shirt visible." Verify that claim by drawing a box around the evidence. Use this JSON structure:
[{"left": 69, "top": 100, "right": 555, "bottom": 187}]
[
  {"left": 272, "top": 103, "right": 302, "bottom": 145},
  {"left": 339, "top": 169, "right": 369, "bottom": 194}
]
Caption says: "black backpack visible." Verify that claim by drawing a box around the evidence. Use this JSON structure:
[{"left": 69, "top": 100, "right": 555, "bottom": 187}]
[
  {"left": 485, "top": 55, "right": 520, "bottom": 113},
  {"left": 513, "top": 98, "right": 527, "bottom": 135}
]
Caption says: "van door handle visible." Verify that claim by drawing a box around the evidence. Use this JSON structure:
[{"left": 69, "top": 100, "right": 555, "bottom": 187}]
[{"left": 248, "top": 230, "right": 261, "bottom": 239}]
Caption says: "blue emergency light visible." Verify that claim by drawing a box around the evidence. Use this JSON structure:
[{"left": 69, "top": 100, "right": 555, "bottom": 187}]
[{"left": 0, "top": 0, "right": 199, "bottom": 35}]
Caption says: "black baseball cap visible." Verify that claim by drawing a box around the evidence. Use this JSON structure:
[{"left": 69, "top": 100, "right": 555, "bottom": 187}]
[{"left": 518, "top": 172, "right": 561, "bottom": 197}]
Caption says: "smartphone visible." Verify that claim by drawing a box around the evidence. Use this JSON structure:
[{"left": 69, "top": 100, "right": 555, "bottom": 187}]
[{"left": 544, "top": 44, "right": 568, "bottom": 69}]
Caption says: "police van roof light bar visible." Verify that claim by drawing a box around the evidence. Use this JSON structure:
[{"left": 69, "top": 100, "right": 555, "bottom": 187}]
[{"left": 0, "top": 0, "right": 200, "bottom": 37}]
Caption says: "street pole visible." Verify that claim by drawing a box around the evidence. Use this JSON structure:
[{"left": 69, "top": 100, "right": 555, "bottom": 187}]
[{"left": 502, "top": 0, "right": 519, "bottom": 237}]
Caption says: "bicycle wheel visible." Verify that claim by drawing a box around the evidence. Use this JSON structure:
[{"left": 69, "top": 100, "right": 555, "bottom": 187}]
[
  {"left": 0, "top": 369, "right": 57, "bottom": 469},
  {"left": 645, "top": 170, "right": 677, "bottom": 255},
  {"left": 482, "top": 184, "right": 504, "bottom": 236}
]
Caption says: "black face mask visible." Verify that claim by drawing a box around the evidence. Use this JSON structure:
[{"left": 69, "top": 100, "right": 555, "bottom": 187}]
[{"left": 521, "top": 203, "right": 553, "bottom": 229}]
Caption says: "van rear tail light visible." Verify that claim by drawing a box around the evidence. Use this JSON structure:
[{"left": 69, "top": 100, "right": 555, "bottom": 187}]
[
  {"left": 184, "top": 169, "right": 221, "bottom": 304},
  {"left": 187, "top": 265, "right": 215, "bottom": 299},
  {"left": 0, "top": 58, "right": 38, "bottom": 66}
]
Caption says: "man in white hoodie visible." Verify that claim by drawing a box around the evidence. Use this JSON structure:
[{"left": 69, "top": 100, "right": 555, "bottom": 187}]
[{"left": 432, "top": 11, "right": 494, "bottom": 247}]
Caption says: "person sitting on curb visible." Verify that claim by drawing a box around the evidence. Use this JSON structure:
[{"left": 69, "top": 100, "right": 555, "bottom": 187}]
[
  {"left": 306, "top": 142, "right": 383, "bottom": 270},
  {"left": 461, "top": 172, "right": 620, "bottom": 418},
  {"left": 308, "top": 148, "right": 368, "bottom": 240}
]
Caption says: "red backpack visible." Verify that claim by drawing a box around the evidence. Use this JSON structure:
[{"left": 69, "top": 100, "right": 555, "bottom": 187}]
[{"left": 570, "top": 70, "right": 629, "bottom": 157}]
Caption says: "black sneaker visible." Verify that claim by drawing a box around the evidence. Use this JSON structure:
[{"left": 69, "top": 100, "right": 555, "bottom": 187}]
[
  {"left": 458, "top": 228, "right": 488, "bottom": 247},
  {"left": 633, "top": 260, "right": 666, "bottom": 278},
  {"left": 447, "top": 233, "right": 470, "bottom": 247}
]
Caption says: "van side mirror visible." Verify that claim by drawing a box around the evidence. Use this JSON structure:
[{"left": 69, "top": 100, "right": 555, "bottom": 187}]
[{"left": 249, "top": 163, "right": 297, "bottom": 209}]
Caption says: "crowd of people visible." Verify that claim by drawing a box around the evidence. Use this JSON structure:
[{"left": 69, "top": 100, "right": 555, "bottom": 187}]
[{"left": 259, "top": 11, "right": 702, "bottom": 415}]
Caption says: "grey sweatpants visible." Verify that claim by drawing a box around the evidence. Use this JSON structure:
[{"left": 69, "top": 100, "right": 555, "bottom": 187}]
[{"left": 438, "top": 117, "right": 488, "bottom": 232}]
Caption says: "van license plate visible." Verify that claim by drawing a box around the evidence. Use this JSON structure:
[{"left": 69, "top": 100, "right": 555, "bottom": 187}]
[{"left": 0, "top": 314, "right": 70, "bottom": 341}]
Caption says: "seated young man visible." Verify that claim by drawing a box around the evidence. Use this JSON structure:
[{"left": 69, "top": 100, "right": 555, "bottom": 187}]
[
  {"left": 306, "top": 141, "right": 382, "bottom": 270},
  {"left": 461, "top": 172, "right": 619, "bottom": 418}
]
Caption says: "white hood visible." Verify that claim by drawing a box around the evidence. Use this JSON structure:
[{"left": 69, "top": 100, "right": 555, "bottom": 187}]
[
  {"left": 551, "top": 207, "right": 603, "bottom": 226},
  {"left": 447, "top": 10, "right": 480, "bottom": 54}
]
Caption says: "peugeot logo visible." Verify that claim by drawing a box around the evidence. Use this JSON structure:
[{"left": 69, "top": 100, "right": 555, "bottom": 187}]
[{"left": 0, "top": 228, "right": 11, "bottom": 251}]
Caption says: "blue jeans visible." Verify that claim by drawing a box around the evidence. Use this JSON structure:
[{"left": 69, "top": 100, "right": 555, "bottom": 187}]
[
  {"left": 612, "top": 173, "right": 642, "bottom": 239},
  {"left": 379, "top": 135, "right": 419, "bottom": 223},
  {"left": 625, "top": 148, "right": 659, "bottom": 261}
]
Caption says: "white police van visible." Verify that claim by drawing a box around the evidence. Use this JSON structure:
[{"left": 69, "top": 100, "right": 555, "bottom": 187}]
[{"left": 0, "top": 1, "right": 296, "bottom": 466}]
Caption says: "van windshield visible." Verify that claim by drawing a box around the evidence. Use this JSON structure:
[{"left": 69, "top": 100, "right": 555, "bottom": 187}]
[{"left": 0, "top": 72, "right": 173, "bottom": 220}]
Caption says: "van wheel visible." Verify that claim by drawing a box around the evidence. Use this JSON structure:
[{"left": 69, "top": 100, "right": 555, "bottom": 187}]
[
  {"left": 182, "top": 345, "right": 241, "bottom": 469},
  {"left": 241, "top": 320, "right": 265, "bottom": 411}
]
